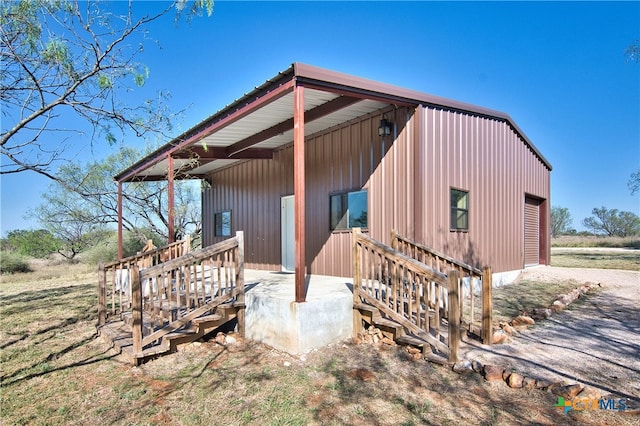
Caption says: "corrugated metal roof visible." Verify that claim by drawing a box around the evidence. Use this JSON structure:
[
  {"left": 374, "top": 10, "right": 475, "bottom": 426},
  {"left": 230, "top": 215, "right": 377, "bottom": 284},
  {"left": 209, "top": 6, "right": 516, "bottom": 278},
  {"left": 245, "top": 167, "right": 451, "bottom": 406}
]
[{"left": 115, "top": 62, "right": 551, "bottom": 182}]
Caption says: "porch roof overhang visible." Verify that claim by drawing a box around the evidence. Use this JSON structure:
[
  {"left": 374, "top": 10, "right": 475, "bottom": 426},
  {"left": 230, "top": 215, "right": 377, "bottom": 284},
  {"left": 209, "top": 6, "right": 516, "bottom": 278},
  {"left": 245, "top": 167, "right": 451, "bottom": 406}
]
[{"left": 115, "top": 62, "right": 551, "bottom": 183}]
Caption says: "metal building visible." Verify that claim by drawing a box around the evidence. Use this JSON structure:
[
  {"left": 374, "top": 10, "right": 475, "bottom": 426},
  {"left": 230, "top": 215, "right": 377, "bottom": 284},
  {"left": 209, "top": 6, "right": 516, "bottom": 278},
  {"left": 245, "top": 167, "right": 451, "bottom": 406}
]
[{"left": 116, "top": 63, "right": 551, "bottom": 292}]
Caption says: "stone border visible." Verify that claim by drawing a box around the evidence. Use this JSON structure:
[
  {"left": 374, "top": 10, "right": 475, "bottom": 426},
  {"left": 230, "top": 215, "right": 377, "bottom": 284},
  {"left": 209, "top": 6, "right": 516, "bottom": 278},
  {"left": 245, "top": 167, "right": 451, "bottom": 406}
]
[
  {"left": 452, "top": 282, "right": 605, "bottom": 402},
  {"left": 360, "top": 282, "right": 610, "bottom": 403},
  {"left": 491, "top": 282, "right": 599, "bottom": 344},
  {"left": 451, "top": 359, "right": 603, "bottom": 401}
]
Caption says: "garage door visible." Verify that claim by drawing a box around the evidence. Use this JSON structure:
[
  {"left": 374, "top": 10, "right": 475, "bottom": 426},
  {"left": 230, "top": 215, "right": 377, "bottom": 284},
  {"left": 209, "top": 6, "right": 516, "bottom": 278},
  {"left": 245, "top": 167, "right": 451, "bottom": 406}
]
[{"left": 524, "top": 197, "right": 540, "bottom": 266}]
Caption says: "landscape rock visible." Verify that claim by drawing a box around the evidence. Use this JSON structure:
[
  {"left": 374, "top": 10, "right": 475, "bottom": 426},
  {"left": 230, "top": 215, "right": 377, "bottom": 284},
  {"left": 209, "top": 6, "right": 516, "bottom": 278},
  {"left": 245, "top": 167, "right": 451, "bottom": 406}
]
[
  {"left": 535, "top": 379, "right": 553, "bottom": 390},
  {"left": 224, "top": 335, "right": 237, "bottom": 345},
  {"left": 523, "top": 377, "right": 536, "bottom": 389},
  {"left": 531, "top": 308, "right": 553, "bottom": 320},
  {"left": 492, "top": 329, "right": 508, "bottom": 344},
  {"left": 452, "top": 360, "right": 474, "bottom": 374},
  {"left": 578, "top": 285, "right": 591, "bottom": 295},
  {"left": 499, "top": 322, "right": 516, "bottom": 335},
  {"left": 511, "top": 315, "right": 535, "bottom": 327},
  {"left": 507, "top": 372, "right": 525, "bottom": 388},
  {"left": 407, "top": 346, "right": 421, "bottom": 355},
  {"left": 551, "top": 301, "right": 565, "bottom": 312},
  {"left": 483, "top": 365, "right": 504, "bottom": 381},
  {"left": 215, "top": 332, "right": 226, "bottom": 345},
  {"left": 577, "top": 386, "right": 602, "bottom": 400},
  {"left": 546, "top": 382, "right": 564, "bottom": 394},
  {"left": 502, "top": 369, "right": 512, "bottom": 381},
  {"left": 553, "top": 384, "right": 583, "bottom": 400},
  {"left": 381, "top": 336, "right": 396, "bottom": 346}
]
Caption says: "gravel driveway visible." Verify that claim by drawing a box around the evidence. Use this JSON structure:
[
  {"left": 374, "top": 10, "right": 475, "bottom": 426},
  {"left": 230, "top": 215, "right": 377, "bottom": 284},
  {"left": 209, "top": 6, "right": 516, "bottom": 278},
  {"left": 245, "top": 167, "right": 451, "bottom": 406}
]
[{"left": 461, "top": 265, "right": 640, "bottom": 407}]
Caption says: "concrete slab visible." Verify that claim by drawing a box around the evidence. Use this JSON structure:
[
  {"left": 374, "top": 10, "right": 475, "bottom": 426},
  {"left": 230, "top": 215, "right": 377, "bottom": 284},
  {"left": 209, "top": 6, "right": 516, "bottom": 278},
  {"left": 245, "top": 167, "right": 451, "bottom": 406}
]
[{"left": 244, "top": 270, "right": 354, "bottom": 355}]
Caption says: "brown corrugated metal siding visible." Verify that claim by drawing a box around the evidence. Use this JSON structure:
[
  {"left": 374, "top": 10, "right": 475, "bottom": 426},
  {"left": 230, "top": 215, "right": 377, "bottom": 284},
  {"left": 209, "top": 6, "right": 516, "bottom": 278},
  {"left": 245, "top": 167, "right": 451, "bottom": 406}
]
[{"left": 203, "top": 104, "right": 550, "bottom": 276}]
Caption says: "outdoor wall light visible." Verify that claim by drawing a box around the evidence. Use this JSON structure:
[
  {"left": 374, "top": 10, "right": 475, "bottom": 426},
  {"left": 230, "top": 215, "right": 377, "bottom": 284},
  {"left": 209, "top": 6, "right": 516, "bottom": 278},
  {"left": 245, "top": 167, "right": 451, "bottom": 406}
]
[{"left": 378, "top": 116, "right": 392, "bottom": 136}]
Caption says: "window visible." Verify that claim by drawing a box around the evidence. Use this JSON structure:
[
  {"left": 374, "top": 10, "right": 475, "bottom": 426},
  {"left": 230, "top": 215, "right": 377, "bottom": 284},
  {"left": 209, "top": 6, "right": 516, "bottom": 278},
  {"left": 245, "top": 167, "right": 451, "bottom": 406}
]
[
  {"left": 214, "top": 210, "right": 231, "bottom": 237},
  {"left": 330, "top": 190, "right": 368, "bottom": 230},
  {"left": 450, "top": 189, "right": 469, "bottom": 231}
]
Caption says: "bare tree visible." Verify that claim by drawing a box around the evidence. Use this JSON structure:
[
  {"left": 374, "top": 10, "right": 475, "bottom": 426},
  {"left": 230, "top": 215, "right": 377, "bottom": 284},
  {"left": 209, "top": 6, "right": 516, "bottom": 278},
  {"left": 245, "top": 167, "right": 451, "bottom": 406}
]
[
  {"left": 582, "top": 207, "right": 640, "bottom": 237},
  {"left": 29, "top": 147, "right": 201, "bottom": 246},
  {"left": 1, "top": 0, "right": 212, "bottom": 182}
]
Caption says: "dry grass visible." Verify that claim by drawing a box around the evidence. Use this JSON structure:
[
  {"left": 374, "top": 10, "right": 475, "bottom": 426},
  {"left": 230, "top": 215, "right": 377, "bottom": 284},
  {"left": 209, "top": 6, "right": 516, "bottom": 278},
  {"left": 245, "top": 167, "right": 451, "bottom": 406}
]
[
  {"left": 551, "top": 248, "right": 640, "bottom": 271},
  {"left": 1, "top": 261, "right": 637, "bottom": 425},
  {"left": 490, "top": 278, "right": 591, "bottom": 324},
  {"left": 552, "top": 235, "right": 640, "bottom": 249}
]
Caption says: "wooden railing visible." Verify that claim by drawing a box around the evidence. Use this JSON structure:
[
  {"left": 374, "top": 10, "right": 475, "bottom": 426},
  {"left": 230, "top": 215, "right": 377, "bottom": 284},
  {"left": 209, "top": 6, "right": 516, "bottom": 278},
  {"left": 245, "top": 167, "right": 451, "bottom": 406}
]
[
  {"left": 353, "top": 229, "right": 461, "bottom": 362},
  {"left": 97, "top": 237, "right": 192, "bottom": 324},
  {"left": 98, "top": 232, "right": 244, "bottom": 355},
  {"left": 391, "top": 230, "right": 492, "bottom": 345}
]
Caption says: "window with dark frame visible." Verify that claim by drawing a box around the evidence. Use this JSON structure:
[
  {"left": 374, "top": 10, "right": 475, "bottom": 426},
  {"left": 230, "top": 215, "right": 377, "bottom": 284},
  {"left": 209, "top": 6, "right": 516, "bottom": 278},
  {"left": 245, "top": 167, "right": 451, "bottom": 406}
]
[
  {"left": 450, "top": 189, "right": 469, "bottom": 231},
  {"left": 330, "top": 190, "right": 368, "bottom": 231},
  {"left": 214, "top": 210, "right": 231, "bottom": 237}
]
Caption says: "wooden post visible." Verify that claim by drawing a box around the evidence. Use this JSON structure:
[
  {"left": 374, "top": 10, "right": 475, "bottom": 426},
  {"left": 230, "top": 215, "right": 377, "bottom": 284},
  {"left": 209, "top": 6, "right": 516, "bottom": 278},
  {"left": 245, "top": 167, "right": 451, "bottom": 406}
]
[
  {"left": 390, "top": 229, "right": 398, "bottom": 251},
  {"left": 482, "top": 267, "right": 493, "bottom": 345},
  {"left": 448, "top": 270, "right": 460, "bottom": 364},
  {"left": 184, "top": 234, "right": 191, "bottom": 254},
  {"left": 167, "top": 155, "right": 175, "bottom": 244},
  {"left": 131, "top": 265, "right": 143, "bottom": 355},
  {"left": 352, "top": 228, "right": 362, "bottom": 337},
  {"left": 293, "top": 84, "right": 306, "bottom": 303},
  {"left": 235, "top": 231, "right": 246, "bottom": 337},
  {"left": 98, "top": 263, "right": 106, "bottom": 326},
  {"left": 117, "top": 182, "right": 123, "bottom": 260}
]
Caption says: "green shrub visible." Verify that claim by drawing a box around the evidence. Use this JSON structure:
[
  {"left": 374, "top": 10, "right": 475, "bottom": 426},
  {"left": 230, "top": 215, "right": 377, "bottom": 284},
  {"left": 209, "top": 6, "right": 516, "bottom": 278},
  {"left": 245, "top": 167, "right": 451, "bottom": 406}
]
[
  {"left": 81, "top": 230, "right": 159, "bottom": 265},
  {"left": 0, "top": 251, "right": 33, "bottom": 274},
  {"left": 5, "top": 229, "right": 61, "bottom": 258},
  {"left": 82, "top": 236, "right": 118, "bottom": 266}
]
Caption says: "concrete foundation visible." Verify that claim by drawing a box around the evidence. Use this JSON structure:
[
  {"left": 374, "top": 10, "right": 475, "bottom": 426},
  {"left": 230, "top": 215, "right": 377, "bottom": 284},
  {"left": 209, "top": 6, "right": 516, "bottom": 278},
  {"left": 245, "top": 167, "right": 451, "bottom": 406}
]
[
  {"left": 244, "top": 270, "right": 353, "bottom": 355},
  {"left": 492, "top": 269, "right": 524, "bottom": 287}
]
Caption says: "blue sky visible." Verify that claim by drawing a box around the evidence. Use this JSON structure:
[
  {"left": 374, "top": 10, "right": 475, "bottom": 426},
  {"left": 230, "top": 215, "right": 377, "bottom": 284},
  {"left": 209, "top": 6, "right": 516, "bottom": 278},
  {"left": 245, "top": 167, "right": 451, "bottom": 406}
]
[{"left": 1, "top": 1, "right": 639, "bottom": 235}]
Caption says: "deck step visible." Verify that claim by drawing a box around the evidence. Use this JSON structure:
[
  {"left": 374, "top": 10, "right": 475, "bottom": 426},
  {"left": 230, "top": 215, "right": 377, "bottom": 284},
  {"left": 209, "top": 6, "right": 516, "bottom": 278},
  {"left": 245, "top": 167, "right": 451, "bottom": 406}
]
[
  {"left": 396, "top": 334, "right": 427, "bottom": 348},
  {"left": 164, "top": 327, "right": 202, "bottom": 350},
  {"left": 101, "top": 297, "right": 242, "bottom": 365},
  {"left": 192, "top": 313, "right": 223, "bottom": 325},
  {"left": 356, "top": 302, "right": 452, "bottom": 361}
]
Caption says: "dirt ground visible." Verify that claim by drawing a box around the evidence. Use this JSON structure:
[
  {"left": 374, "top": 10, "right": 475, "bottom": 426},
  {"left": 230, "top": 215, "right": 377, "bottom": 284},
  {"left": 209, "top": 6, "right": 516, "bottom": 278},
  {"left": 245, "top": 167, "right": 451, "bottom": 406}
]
[{"left": 461, "top": 265, "right": 640, "bottom": 410}]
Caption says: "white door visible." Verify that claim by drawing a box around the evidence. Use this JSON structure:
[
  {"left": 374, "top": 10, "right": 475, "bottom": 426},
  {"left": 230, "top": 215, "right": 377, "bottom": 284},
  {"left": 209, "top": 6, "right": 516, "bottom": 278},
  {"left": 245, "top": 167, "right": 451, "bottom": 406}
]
[{"left": 281, "top": 195, "right": 295, "bottom": 271}]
